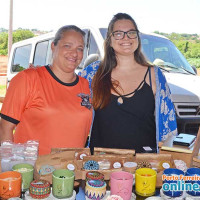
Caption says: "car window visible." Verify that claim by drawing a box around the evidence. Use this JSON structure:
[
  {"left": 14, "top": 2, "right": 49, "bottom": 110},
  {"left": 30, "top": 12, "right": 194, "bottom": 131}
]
[
  {"left": 33, "top": 40, "right": 49, "bottom": 66},
  {"left": 140, "top": 34, "right": 194, "bottom": 74},
  {"left": 89, "top": 33, "right": 100, "bottom": 55},
  {"left": 46, "top": 39, "right": 53, "bottom": 65},
  {"left": 12, "top": 44, "right": 32, "bottom": 72},
  {"left": 99, "top": 28, "right": 107, "bottom": 39},
  {"left": 154, "top": 47, "right": 170, "bottom": 62},
  {"left": 33, "top": 40, "right": 51, "bottom": 66},
  {"left": 78, "top": 29, "right": 89, "bottom": 69}
]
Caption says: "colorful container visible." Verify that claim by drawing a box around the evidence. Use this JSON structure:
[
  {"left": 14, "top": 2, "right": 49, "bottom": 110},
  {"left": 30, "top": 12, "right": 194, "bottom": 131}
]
[
  {"left": 135, "top": 168, "right": 157, "bottom": 196},
  {"left": 29, "top": 180, "right": 51, "bottom": 199},
  {"left": 86, "top": 171, "right": 104, "bottom": 182},
  {"left": 52, "top": 169, "right": 74, "bottom": 198},
  {"left": 0, "top": 171, "right": 22, "bottom": 199},
  {"left": 163, "top": 168, "right": 184, "bottom": 197},
  {"left": 12, "top": 163, "right": 34, "bottom": 192},
  {"left": 110, "top": 171, "right": 133, "bottom": 200},
  {"left": 85, "top": 180, "right": 106, "bottom": 199},
  {"left": 186, "top": 168, "right": 200, "bottom": 196}
]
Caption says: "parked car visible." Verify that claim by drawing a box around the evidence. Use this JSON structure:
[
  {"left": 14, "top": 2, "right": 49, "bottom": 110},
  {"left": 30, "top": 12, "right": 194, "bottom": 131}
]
[{"left": 6, "top": 27, "right": 200, "bottom": 134}]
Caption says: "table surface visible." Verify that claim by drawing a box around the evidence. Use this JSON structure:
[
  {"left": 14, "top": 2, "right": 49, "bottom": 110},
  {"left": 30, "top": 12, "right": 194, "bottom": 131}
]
[{"left": 160, "top": 135, "right": 196, "bottom": 154}]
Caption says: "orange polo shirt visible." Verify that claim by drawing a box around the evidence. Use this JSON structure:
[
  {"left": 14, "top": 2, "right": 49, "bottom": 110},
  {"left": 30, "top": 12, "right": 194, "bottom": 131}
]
[{"left": 1, "top": 66, "right": 92, "bottom": 155}]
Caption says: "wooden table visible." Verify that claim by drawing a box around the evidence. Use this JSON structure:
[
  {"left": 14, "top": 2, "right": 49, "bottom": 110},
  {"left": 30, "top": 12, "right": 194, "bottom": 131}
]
[{"left": 159, "top": 135, "right": 199, "bottom": 167}]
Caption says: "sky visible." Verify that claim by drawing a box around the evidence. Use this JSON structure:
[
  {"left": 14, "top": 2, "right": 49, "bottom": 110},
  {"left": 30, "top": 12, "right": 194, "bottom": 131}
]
[{"left": 0, "top": 0, "right": 200, "bottom": 34}]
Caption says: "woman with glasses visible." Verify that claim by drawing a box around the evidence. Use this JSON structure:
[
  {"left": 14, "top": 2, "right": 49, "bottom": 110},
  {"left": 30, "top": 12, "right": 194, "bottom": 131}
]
[{"left": 80, "top": 13, "right": 177, "bottom": 153}]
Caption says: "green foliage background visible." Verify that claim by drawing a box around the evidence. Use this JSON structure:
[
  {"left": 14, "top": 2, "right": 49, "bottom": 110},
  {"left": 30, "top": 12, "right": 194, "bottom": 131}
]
[
  {"left": 0, "top": 85, "right": 6, "bottom": 96},
  {"left": 0, "top": 29, "right": 34, "bottom": 55},
  {"left": 154, "top": 31, "right": 200, "bottom": 68}
]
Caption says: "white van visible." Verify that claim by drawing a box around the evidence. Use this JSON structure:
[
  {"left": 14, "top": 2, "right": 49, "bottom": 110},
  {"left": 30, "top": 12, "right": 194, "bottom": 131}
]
[{"left": 7, "top": 27, "right": 200, "bottom": 134}]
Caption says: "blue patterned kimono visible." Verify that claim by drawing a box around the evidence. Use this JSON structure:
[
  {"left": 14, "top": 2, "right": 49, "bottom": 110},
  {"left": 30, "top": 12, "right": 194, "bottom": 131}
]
[{"left": 79, "top": 61, "right": 178, "bottom": 149}]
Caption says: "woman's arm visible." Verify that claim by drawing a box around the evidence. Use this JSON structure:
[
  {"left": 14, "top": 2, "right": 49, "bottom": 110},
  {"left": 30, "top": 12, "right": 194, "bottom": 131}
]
[
  {"left": 154, "top": 66, "right": 178, "bottom": 143},
  {"left": 0, "top": 70, "right": 32, "bottom": 144},
  {"left": 0, "top": 118, "right": 16, "bottom": 143}
]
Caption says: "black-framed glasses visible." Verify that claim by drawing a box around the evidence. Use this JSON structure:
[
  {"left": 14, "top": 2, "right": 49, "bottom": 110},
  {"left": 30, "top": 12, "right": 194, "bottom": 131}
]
[{"left": 112, "top": 30, "right": 138, "bottom": 40}]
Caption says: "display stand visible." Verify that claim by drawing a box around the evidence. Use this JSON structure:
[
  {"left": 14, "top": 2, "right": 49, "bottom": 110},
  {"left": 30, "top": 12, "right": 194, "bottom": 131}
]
[{"left": 190, "top": 126, "right": 200, "bottom": 167}]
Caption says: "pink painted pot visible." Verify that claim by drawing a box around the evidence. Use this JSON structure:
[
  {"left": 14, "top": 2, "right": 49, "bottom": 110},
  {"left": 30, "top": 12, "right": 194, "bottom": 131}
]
[{"left": 110, "top": 171, "right": 133, "bottom": 200}]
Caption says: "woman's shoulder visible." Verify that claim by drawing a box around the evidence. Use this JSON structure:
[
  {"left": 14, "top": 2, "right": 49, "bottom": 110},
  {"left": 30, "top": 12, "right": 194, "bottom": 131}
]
[
  {"left": 78, "top": 75, "right": 90, "bottom": 85},
  {"left": 21, "top": 66, "right": 45, "bottom": 75},
  {"left": 149, "top": 65, "right": 156, "bottom": 77},
  {"left": 78, "top": 76, "right": 91, "bottom": 93},
  {"left": 12, "top": 66, "right": 46, "bottom": 84},
  {"left": 153, "top": 65, "right": 164, "bottom": 75},
  {"left": 78, "top": 75, "right": 89, "bottom": 82}
]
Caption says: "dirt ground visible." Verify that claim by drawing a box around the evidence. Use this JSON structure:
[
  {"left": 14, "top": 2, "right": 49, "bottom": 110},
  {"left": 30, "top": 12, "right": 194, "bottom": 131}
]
[
  {"left": 0, "top": 56, "right": 7, "bottom": 87},
  {"left": 0, "top": 55, "right": 8, "bottom": 74}
]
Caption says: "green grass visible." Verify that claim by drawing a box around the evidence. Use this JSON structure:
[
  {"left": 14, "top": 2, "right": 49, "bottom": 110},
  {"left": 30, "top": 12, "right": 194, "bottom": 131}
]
[{"left": 0, "top": 85, "right": 6, "bottom": 96}]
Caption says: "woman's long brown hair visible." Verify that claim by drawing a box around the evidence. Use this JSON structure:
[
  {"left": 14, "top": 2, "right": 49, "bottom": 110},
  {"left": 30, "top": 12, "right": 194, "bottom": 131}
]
[{"left": 92, "top": 13, "right": 152, "bottom": 110}]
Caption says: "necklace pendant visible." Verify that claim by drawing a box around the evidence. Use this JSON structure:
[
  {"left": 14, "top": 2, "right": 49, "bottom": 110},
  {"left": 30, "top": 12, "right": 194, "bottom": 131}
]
[{"left": 117, "top": 96, "right": 123, "bottom": 105}]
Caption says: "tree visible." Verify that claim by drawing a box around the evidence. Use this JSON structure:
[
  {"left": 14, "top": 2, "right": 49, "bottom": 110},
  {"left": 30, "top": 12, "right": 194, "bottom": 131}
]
[
  {"left": 13, "top": 30, "right": 34, "bottom": 43},
  {"left": 184, "top": 41, "right": 189, "bottom": 53},
  {"left": 0, "top": 32, "right": 8, "bottom": 55},
  {"left": 0, "top": 29, "right": 34, "bottom": 55},
  {"left": 169, "top": 32, "right": 183, "bottom": 41}
]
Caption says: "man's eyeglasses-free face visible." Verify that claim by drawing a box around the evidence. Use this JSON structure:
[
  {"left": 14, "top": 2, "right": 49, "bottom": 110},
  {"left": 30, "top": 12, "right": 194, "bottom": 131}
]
[{"left": 112, "top": 30, "right": 138, "bottom": 40}]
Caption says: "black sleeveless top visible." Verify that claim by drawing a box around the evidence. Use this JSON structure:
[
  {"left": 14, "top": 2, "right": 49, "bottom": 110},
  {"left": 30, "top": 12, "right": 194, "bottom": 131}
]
[{"left": 90, "top": 67, "right": 156, "bottom": 153}]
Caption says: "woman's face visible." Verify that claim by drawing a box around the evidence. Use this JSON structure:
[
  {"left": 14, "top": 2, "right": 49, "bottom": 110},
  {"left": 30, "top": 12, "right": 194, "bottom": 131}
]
[
  {"left": 51, "top": 30, "right": 84, "bottom": 73},
  {"left": 110, "top": 19, "right": 138, "bottom": 56}
]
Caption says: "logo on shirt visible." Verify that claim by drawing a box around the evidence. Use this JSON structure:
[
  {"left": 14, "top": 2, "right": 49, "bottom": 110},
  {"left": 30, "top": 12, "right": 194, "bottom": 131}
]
[{"left": 77, "top": 93, "right": 92, "bottom": 110}]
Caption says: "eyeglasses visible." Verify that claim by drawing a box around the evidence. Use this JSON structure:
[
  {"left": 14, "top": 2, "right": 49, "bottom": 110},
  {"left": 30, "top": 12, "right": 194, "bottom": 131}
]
[{"left": 112, "top": 30, "right": 138, "bottom": 40}]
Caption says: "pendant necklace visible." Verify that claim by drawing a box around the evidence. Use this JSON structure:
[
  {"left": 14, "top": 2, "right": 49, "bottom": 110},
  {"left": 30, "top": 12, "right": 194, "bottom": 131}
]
[
  {"left": 117, "top": 90, "right": 136, "bottom": 105},
  {"left": 117, "top": 96, "right": 124, "bottom": 105},
  {"left": 117, "top": 80, "right": 144, "bottom": 105}
]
